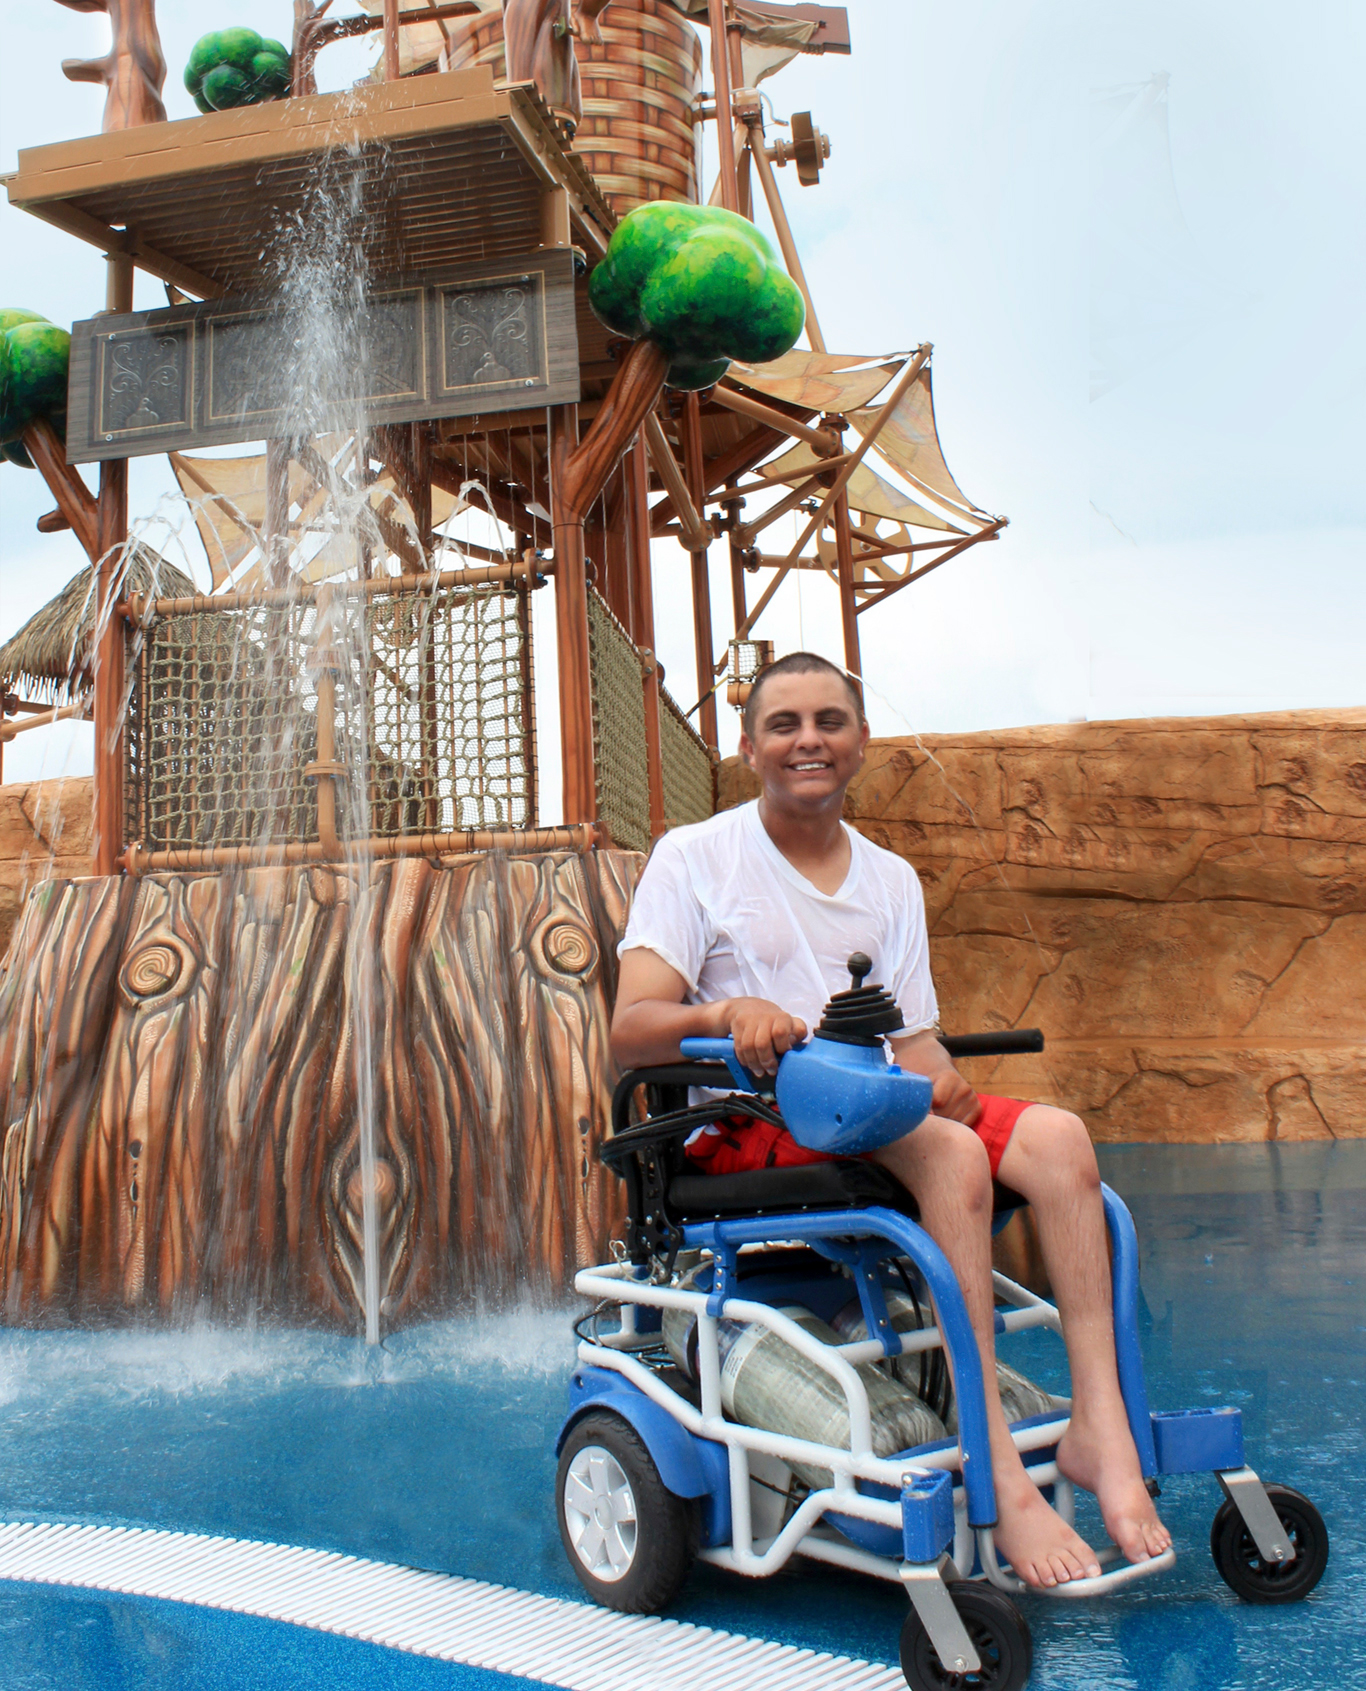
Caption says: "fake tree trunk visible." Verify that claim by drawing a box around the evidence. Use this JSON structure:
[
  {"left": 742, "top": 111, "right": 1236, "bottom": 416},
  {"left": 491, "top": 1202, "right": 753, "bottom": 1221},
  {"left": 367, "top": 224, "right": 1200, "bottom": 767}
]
[
  {"left": 56, "top": 0, "right": 167, "bottom": 132},
  {"left": 0, "top": 851, "right": 639, "bottom": 1327}
]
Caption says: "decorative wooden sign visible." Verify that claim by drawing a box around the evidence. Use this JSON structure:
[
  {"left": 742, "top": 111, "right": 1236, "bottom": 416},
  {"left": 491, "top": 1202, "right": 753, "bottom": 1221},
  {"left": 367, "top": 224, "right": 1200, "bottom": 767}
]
[{"left": 66, "top": 248, "right": 580, "bottom": 462}]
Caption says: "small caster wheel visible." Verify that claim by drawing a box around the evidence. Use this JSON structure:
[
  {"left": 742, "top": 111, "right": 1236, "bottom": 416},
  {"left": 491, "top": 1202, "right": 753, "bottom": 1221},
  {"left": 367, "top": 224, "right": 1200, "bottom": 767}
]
[
  {"left": 1210, "top": 1483, "right": 1328, "bottom": 1604},
  {"left": 900, "top": 1581, "right": 1032, "bottom": 1691},
  {"left": 556, "top": 1410, "right": 700, "bottom": 1613}
]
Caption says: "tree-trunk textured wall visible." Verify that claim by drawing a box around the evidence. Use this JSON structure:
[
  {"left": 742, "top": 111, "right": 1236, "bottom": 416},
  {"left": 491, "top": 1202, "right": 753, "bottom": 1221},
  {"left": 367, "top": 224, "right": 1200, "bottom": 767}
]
[
  {"left": 721, "top": 710, "right": 1366, "bottom": 1144},
  {"left": 0, "top": 850, "right": 640, "bottom": 1328}
]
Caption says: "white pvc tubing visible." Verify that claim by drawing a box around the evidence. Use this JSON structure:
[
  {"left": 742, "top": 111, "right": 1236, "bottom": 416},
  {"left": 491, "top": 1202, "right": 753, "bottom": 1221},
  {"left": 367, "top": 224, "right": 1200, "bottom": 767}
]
[{"left": 0, "top": 1519, "right": 907, "bottom": 1691}]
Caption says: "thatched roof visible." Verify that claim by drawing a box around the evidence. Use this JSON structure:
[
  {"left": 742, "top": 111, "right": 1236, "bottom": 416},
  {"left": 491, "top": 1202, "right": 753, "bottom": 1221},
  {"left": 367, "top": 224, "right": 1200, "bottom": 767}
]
[{"left": 0, "top": 547, "right": 198, "bottom": 704}]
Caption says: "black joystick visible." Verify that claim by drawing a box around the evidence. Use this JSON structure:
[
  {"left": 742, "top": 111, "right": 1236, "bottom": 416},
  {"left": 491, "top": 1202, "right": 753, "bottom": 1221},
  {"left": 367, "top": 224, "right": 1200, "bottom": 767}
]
[{"left": 813, "top": 951, "right": 905, "bottom": 1046}]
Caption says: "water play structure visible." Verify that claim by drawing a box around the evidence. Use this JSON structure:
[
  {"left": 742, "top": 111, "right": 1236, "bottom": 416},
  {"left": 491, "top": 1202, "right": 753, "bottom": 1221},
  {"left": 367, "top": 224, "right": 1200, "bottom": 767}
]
[{"left": 0, "top": 0, "right": 1003, "bottom": 1335}]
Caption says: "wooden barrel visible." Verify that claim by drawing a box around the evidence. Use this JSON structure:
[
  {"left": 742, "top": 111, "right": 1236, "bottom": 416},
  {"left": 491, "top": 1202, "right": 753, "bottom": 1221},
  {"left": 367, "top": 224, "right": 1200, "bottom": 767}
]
[{"left": 443, "top": 1, "right": 702, "bottom": 216}]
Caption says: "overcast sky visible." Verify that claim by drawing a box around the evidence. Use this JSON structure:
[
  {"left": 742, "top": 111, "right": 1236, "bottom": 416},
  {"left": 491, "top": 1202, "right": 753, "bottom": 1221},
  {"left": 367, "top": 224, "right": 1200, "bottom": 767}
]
[{"left": 2, "top": 1, "right": 1363, "bottom": 790}]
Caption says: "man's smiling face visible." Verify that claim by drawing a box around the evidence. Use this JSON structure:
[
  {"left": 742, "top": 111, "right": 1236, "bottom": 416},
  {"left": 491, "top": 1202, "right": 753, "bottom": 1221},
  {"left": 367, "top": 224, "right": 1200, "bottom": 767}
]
[{"left": 740, "top": 669, "right": 869, "bottom": 812}]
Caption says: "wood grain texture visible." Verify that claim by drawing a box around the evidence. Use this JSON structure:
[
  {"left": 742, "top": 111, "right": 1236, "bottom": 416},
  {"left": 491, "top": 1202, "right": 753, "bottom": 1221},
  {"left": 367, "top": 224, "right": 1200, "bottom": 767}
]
[
  {"left": 0, "top": 849, "right": 641, "bottom": 1328},
  {"left": 56, "top": 0, "right": 168, "bottom": 133}
]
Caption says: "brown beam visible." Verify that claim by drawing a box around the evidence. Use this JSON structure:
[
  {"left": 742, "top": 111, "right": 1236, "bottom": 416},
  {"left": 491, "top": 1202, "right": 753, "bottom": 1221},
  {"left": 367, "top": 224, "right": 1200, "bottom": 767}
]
[
  {"left": 855, "top": 519, "right": 1006, "bottom": 613},
  {"left": 712, "top": 383, "right": 839, "bottom": 455},
  {"left": 643, "top": 415, "right": 711, "bottom": 552},
  {"left": 626, "top": 436, "right": 666, "bottom": 839},
  {"left": 550, "top": 403, "right": 595, "bottom": 825},
  {"left": 749, "top": 117, "right": 825, "bottom": 351},
  {"left": 648, "top": 421, "right": 784, "bottom": 533},
  {"left": 21, "top": 418, "right": 99, "bottom": 562},
  {"left": 93, "top": 248, "right": 133, "bottom": 875},
  {"left": 725, "top": 485, "right": 748, "bottom": 635},
  {"left": 682, "top": 393, "right": 718, "bottom": 750},
  {"left": 707, "top": 0, "right": 740, "bottom": 213},
  {"left": 832, "top": 489, "right": 861, "bottom": 685}
]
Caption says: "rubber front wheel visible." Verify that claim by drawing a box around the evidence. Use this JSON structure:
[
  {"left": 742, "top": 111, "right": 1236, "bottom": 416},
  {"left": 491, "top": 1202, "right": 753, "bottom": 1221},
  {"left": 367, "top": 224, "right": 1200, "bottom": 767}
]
[
  {"left": 1210, "top": 1483, "right": 1328, "bottom": 1604},
  {"left": 556, "top": 1410, "right": 701, "bottom": 1613},
  {"left": 900, "top": 1581, "right": 1032, "bottom": 1691}
]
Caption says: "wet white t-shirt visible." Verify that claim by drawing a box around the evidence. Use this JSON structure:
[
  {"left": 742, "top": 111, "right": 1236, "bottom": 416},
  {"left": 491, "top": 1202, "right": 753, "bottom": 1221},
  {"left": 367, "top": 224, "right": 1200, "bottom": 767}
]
[{"left": 619, "top": 799, "right": 938, "bottom": 1037}]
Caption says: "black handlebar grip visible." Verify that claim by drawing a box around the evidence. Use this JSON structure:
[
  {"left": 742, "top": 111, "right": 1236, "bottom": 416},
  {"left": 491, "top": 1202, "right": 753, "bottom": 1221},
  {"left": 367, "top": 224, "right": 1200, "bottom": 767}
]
[{"left": 938, "top": 1029, "right": 1046, "bottom": 1058}]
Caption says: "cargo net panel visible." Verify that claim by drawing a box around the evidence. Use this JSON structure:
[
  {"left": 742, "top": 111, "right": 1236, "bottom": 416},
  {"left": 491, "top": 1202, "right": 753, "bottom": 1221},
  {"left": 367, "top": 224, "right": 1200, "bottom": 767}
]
[
  {"left": 125, "top": 604, "right": 320, "bottom": 851},
  {"left": 363, "top": 584, "right": 533, "bottom": 835},
  {"left": 658, "top": 685, "right": 715, "bottom": 831},
  {"left": 586, "top": 587, "right": 650, "bottom": 855},
  {"left": 124, "top": 586, "right": 534, "bottom": 852}
]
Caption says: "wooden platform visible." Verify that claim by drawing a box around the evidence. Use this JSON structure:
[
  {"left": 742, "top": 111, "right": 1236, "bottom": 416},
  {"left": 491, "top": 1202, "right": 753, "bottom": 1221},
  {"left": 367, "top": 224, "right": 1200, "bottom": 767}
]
[{"left": 4, "top": 68, "right": 615, "bottom": 301}]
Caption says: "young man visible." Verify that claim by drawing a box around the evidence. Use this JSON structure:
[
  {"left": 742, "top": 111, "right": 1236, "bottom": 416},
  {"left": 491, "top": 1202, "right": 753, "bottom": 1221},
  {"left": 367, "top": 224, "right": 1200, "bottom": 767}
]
[{"left": 611, "top": 652, "right": 1170, "bottom": 1590}]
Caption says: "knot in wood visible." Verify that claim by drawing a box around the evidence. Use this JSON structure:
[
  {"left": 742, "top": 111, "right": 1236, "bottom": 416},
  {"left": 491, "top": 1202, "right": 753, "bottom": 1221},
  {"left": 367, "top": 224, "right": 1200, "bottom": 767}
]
[
  {"left": 540, "top": 919, "right": 597, "bottom": 977},
  {"left": 120, "top": 941, "right": 184, "bottom": 1002}
]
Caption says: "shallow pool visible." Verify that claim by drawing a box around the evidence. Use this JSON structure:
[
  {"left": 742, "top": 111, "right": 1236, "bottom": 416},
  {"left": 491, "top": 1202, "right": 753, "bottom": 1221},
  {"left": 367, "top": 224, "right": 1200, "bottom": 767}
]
[{"left": 1, "top": 1140, "right": 1362, "bottom": 1690}]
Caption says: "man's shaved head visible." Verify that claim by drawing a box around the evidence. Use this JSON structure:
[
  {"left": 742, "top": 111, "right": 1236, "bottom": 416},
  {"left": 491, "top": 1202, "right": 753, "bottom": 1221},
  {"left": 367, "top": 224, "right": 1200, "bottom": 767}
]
[{"left": 742, "top": 651, "right": 864, "bottom": 738}]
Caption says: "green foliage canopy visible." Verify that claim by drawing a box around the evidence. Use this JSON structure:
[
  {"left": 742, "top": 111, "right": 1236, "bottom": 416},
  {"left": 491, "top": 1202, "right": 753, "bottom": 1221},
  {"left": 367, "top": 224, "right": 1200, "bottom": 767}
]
[
  {"left": 185, "top": 28, "right": 292, "bottom": 113},
  {"left": 588, "top": 204, "right": 806, "bottom": 390},
  {"left": 0, "top": 311, "right": 71, "bottom": 470}
]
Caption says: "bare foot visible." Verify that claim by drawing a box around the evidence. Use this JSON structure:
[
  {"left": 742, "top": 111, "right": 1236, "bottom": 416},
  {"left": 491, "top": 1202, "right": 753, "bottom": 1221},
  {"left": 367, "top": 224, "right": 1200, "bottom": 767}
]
[
  {"left": 1057, "top": 1412, "right": 1172, "bottom": 1563},
  {"left": 993, "top": 1461, "right": 1103, "bottom": 1588}
]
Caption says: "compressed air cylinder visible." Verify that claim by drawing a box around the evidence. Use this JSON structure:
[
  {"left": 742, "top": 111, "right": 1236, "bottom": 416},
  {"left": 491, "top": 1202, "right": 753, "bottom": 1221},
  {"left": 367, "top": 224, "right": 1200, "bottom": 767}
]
[
  {"left": 833, "top": 1290, "right": 1060, "bottom": 1432},
  {"left": 663, "top": 1287, "right": 944, "bottom": 1491}
]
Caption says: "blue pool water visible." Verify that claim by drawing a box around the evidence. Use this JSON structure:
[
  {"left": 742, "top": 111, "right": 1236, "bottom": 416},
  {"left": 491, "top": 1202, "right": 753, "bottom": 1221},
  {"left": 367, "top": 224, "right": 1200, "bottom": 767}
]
[{"left": 1, "top": 1140, "right": 1362, "bottom": 1690}]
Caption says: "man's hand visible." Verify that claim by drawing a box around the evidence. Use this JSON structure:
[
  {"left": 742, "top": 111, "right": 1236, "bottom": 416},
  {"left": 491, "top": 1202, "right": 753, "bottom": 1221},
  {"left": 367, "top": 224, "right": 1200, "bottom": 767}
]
[
  {"left": 727, "top": 998, "right": 807, "bottom": 1076},
  {"left": 931, "top": 1066, "right": 982, "bottom": 1127},
  {"left": 891, "top": 1029, "right": 981, "bottom": 1127}
]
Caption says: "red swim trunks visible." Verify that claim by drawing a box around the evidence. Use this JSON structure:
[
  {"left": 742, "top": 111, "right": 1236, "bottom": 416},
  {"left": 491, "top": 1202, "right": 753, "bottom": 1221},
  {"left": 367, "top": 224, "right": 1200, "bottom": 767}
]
[{"left": 685, "top": 1094, "right": 1031, "bottom": 1179}]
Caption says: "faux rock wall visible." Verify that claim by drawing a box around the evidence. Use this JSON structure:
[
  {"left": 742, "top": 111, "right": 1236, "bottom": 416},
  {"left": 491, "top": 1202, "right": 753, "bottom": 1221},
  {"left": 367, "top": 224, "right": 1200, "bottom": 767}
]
[{"left": 721, "top": 710, "right": 1366, "bottom": 1144}]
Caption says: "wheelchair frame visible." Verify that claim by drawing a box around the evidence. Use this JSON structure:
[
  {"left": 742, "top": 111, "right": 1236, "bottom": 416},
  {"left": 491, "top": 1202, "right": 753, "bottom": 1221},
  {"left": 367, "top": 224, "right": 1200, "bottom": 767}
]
[{"left": 558, "top": 1052, "right": 1317, "bottom": 1682}]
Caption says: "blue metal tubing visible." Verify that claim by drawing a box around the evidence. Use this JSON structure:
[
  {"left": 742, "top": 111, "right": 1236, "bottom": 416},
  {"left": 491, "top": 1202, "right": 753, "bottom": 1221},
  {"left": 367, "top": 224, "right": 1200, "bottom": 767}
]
[
  {"left": 1101, "top": 1184, "right": 1158, "bottom": 1477},
  {"left": 682, "top": 1205, "right": 1001, "bottom": 1528}
]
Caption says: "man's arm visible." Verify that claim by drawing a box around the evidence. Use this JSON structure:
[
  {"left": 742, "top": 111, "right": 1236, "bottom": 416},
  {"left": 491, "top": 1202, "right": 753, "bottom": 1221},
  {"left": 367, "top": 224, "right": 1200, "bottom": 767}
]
[
  {"left": 612, "top": 947, "right": 808, "bottom": 1076},
  {"left": 889, "top": 1028, "right": 981, "bottom": 1127}
]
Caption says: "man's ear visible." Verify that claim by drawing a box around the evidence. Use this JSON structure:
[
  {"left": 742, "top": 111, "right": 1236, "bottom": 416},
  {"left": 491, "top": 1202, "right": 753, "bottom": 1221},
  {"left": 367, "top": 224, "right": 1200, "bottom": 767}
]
[{"left": 738, "top": 732, "right": 755, "bottom": 769}]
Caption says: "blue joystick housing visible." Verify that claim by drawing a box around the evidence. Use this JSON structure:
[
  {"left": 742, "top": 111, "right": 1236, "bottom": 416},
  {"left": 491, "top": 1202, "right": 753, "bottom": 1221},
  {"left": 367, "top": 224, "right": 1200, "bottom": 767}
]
[{"left": 680, "top": 952, "right": 934, "bottom": 1156}]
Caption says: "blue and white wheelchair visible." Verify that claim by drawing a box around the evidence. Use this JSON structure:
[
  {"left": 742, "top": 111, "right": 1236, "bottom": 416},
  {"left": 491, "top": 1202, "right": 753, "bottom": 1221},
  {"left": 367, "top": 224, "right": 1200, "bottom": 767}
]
[{"left": 555, "top": 956, "right": 1328, "bottom": 1690}]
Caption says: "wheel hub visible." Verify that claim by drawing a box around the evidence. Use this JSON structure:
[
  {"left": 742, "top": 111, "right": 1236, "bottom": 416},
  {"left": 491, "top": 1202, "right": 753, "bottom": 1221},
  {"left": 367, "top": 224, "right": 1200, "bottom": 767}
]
[{"left": 563, "top": 1444, "right": 638, "bottom": 1583}]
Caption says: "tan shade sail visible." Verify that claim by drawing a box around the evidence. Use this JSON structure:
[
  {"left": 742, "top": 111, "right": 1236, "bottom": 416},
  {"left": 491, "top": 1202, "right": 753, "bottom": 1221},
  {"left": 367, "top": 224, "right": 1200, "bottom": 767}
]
[
  {"left": 170, "top": 450, "right": 314, "bottom": 590},
  {"left": 756, "top": 441, "right": 964, "bottom": 533},
  {"left": 849, "top": 366, "right": 985, "bottom": 518},
  {"left": 727, "top": 350, "right": 903, "bottom": 415}
]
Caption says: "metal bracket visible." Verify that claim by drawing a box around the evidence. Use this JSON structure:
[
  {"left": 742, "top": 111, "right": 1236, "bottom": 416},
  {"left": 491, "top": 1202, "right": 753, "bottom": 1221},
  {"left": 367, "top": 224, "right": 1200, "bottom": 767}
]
[
  {"left": 1217, "top": 1467, "right": 1295, "bottom": 1565},
  {"left": 900, "top": 1555, "right": 980, "bottom": 1676}
]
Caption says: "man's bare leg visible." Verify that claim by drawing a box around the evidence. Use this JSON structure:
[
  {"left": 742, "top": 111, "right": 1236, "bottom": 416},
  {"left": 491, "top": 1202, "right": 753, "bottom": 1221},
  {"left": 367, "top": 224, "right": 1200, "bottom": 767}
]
[
  {"left": 996, "top": 1106, "right": 1171, "bottom": 1563},
  {"left": 873, "top": 1116, "right": 1102, "bottom": 1588}
]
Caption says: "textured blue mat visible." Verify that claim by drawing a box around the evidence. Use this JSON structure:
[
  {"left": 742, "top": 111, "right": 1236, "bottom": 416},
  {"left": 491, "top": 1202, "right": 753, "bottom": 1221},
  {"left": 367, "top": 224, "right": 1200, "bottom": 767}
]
[{"left": 0, "top": 1140, "right": 1362, "bottom": 1690}]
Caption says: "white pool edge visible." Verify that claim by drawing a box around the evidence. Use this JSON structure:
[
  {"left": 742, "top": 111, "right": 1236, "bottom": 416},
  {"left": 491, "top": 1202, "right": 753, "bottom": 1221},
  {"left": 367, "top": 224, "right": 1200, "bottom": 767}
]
[{"left": 0, "top": 1520, "right": 904, "bottom": 1691}]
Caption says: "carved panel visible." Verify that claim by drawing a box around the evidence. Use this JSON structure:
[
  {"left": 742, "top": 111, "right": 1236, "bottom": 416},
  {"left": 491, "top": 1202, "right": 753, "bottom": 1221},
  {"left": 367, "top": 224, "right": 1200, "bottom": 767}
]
[
  {"left": 66, "top": 250, "right": 578, "bottom": 462},
  {"left": 95, "top": 324, "right": 192, "bottom": 442}
]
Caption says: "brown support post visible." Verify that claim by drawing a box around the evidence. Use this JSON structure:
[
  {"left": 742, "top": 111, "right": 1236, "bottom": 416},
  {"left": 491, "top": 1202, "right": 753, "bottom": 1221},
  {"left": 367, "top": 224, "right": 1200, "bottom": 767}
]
[
  {"left": 706, "top": 0, "right": 740, "bottom": 213},
  {"left": 383, "top": 0, "right": 401, "bottom": 81},
  {"left": 550, "top": 404, "right": 596, "bottom": 826},
  {"left": 725, "top": 484, "right": 747, "bottom": 632},
  {"left": 681, "top": 394, "right": 718, "bottom": 750},
  {"left": 728, "top": 23, "right": 752, "bottom": 218},
  {"left": 264, "top": 438, "right": 291, "bottom": 588},
  {"left": 832, "top": 489, "right": 863, "bottom": 690},
  {"left": 93, "top": 249, "right": 133, "bottom": 877},
  {"left": 626, "top": 438, "right": 666, "bottom": 840},
  {"left": 410, "top": 421, "right": 433, "bottom": 555}
]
